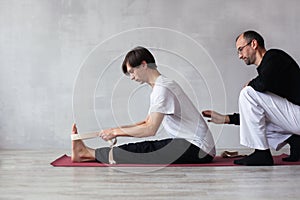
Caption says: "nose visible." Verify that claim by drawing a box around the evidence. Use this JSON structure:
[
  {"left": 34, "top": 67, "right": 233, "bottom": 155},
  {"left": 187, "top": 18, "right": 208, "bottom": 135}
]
[{"left": 238, "top": 53, "right": 243, "bottom": 59}]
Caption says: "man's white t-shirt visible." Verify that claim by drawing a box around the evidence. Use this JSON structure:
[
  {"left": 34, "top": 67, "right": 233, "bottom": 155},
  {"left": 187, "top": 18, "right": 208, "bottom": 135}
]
[{"left": 149, "top": 75, "right": 216, "bottom": 156}]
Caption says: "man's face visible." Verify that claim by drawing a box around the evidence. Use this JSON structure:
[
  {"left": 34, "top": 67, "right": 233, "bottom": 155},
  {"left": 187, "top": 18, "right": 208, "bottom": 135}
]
[
  {"left": 236, "top": 35, "right": 255, "bottom": 65},
  {"left": 126, "top": 63, "right": 145, "bottom": 84}
]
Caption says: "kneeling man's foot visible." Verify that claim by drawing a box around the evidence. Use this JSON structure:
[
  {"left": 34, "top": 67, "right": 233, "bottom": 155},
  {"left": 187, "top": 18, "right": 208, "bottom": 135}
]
[
  {"left": 282, "top": 134, "right": 300, "bottom": 162},
  {"left": 71, "top": 124, "right": 95, "bottom": 162},
  {"left": 234, "top": 149, "right": 274, "bottom": 166}
]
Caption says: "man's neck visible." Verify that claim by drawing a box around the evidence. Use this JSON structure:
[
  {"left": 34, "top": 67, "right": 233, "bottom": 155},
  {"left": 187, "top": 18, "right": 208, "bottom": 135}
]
[
  {"left": 255, "top": 48, "right": 267, "bottom": 66},
  {"left": 148, "top": 70, "right": 161, "bottom": 88}
]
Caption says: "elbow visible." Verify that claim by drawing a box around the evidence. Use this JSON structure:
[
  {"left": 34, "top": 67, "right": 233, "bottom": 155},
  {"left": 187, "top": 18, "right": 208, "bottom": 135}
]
[
  {"left": 148, "top": 130, "right": 157, "bottom": 137},
  {"left": 143, "top": 125, "right": 158, "bottom": 137}
]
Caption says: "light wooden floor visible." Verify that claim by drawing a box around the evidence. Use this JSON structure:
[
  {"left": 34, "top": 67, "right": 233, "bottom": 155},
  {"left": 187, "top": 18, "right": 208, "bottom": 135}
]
[{"left": 0, "top": 149, "right": 299, "bottom": 200}]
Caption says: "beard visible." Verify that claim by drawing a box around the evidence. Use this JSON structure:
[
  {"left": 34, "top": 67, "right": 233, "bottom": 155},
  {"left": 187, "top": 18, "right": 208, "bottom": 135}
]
[
  {"left": 244, "top": 58, "right": 251, "bottom": 65},
  {"left": 243, "top": 54, "right": 255, "bottom": 65}
]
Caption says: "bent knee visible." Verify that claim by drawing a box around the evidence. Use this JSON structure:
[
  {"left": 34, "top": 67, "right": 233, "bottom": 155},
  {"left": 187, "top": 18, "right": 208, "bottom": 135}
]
[
  {"left": 240, "top": 86, "right": 255, "bottom": 97},
  {"left": 239, "top": 86, "right": 257, "bottom": 105}
]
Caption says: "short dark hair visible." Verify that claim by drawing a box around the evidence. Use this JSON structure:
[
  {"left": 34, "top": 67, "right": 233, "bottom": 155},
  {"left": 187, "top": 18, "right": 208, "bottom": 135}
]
[
  {"left": 122, "top": 46, "right": 157, "bottom": 75},
  {"left": 236, "top": 30, "right": 265, "bottom": 49}
]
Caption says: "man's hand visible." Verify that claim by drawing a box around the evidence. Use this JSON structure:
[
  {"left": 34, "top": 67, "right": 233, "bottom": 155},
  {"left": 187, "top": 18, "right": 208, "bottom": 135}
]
[
  {"left": 99, "top": 128, "right": 117, "bottom": 141},
  {"left": 202, "top": 110, "right": 230, "bottom": 124}
]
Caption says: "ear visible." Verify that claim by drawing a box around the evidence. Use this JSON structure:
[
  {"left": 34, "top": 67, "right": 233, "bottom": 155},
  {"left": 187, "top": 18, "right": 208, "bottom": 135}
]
[
  {"left": 141, "top": 61, "right": 147, "bottom": 68},
  {"left": 251, "top": 39, "right": 259, "bottom": 50}
]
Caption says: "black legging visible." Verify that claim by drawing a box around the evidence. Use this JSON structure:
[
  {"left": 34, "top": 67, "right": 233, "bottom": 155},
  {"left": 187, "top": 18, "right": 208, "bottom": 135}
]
[{"left": 95, "top": 138, "right": 214, "bottom": 164}]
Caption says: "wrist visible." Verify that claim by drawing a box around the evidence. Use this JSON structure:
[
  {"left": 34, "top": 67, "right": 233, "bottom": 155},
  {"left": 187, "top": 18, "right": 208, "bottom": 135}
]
[
  {"left": 111, "top": 128, "right": 118, "bottom": 138},
  {"left": 225, "top": 115, "right": 230, "bottom": 124}
]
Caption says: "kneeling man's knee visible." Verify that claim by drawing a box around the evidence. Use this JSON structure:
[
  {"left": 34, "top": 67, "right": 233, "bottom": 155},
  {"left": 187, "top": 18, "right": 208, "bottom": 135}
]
[{"left": 239, "top": 86, "right": 255, "bottom": 102}]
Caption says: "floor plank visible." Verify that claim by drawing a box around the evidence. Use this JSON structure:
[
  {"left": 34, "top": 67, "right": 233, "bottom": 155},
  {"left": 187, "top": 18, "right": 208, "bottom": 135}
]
[{"left": 0, "top": 149, "right": 299, "bottom": 200}]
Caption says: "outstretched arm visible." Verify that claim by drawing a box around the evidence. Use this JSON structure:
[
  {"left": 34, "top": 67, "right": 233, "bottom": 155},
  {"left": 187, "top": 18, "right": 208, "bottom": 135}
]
[
  {"left": 202, "top": 110, "right": 230, "bottom": 124},
  {"left": 100, "top": 112, "right": 164, "bottom": 141}
]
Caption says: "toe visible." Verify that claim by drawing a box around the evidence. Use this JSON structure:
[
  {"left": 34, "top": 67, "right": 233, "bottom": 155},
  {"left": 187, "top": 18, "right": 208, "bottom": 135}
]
[{"left": 72, "top": 123, "right": 78, "bottom": 134}]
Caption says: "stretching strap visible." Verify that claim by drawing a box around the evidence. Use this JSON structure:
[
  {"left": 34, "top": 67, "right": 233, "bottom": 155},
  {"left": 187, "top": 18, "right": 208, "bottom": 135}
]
[{"left": 71, "top": 132, "right": 100, "bottom": 140}]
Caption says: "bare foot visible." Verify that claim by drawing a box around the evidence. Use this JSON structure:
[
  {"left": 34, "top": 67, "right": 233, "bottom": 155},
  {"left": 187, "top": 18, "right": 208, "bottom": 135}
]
[{"left": 71, "top": 124, "right": 95, "bottom": 162}]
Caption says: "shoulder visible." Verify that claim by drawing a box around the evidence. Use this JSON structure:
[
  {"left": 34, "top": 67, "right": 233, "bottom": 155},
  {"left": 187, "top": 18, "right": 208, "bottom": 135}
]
[
  {"left": 261, "top": 49, "right": 295, "bottom": 67},
  {"left": 264, "top": 49, "right": 292, "bottom": 60},
  {"left": 154, "top": 75, "right": 177, "bottom": 90},
  {"left": 152, "top": 76, "right": 180, "bottom": 98},
  {"left": 259, "top": 49, "right": 299, "bottom": 74}
]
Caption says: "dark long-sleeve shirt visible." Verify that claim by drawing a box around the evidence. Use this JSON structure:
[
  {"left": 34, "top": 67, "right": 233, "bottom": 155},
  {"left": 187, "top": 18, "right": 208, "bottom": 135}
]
[
  {"left": 248, "top": 49, "right": 300, "bottom": 106},
  {"left": 229, "top": 49, "right": 300, "bottom": 125},
  {"left": 228, "top": 113, "right": 240, "bottom": 125}
]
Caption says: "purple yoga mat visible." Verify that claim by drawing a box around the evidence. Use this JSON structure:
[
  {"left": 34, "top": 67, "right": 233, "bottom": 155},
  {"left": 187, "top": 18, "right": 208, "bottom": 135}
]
[{"left": 51, "top": 154, "right": 300, "bottom": 167}]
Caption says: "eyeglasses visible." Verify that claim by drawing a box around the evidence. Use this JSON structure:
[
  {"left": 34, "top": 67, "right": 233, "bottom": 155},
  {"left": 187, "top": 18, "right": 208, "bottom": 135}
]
[{"left": 237, "top": 41, "right": 252, "bottom": 55}]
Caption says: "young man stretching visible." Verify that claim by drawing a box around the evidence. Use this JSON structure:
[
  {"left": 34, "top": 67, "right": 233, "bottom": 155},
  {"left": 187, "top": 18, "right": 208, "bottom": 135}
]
[{"left": 72, "top": 46, "right": 215, "bottom": 164}]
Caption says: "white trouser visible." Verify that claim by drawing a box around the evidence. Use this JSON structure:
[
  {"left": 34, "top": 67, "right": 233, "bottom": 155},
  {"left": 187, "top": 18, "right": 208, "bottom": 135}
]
[{"left": 239, "top": 86, "right": 300, "bottom": 150}]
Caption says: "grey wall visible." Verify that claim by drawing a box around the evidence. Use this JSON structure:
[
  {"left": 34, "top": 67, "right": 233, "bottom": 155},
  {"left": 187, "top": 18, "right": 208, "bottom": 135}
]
[{"left": 1, "top": 0, "right": 300, "bottom": 150}]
